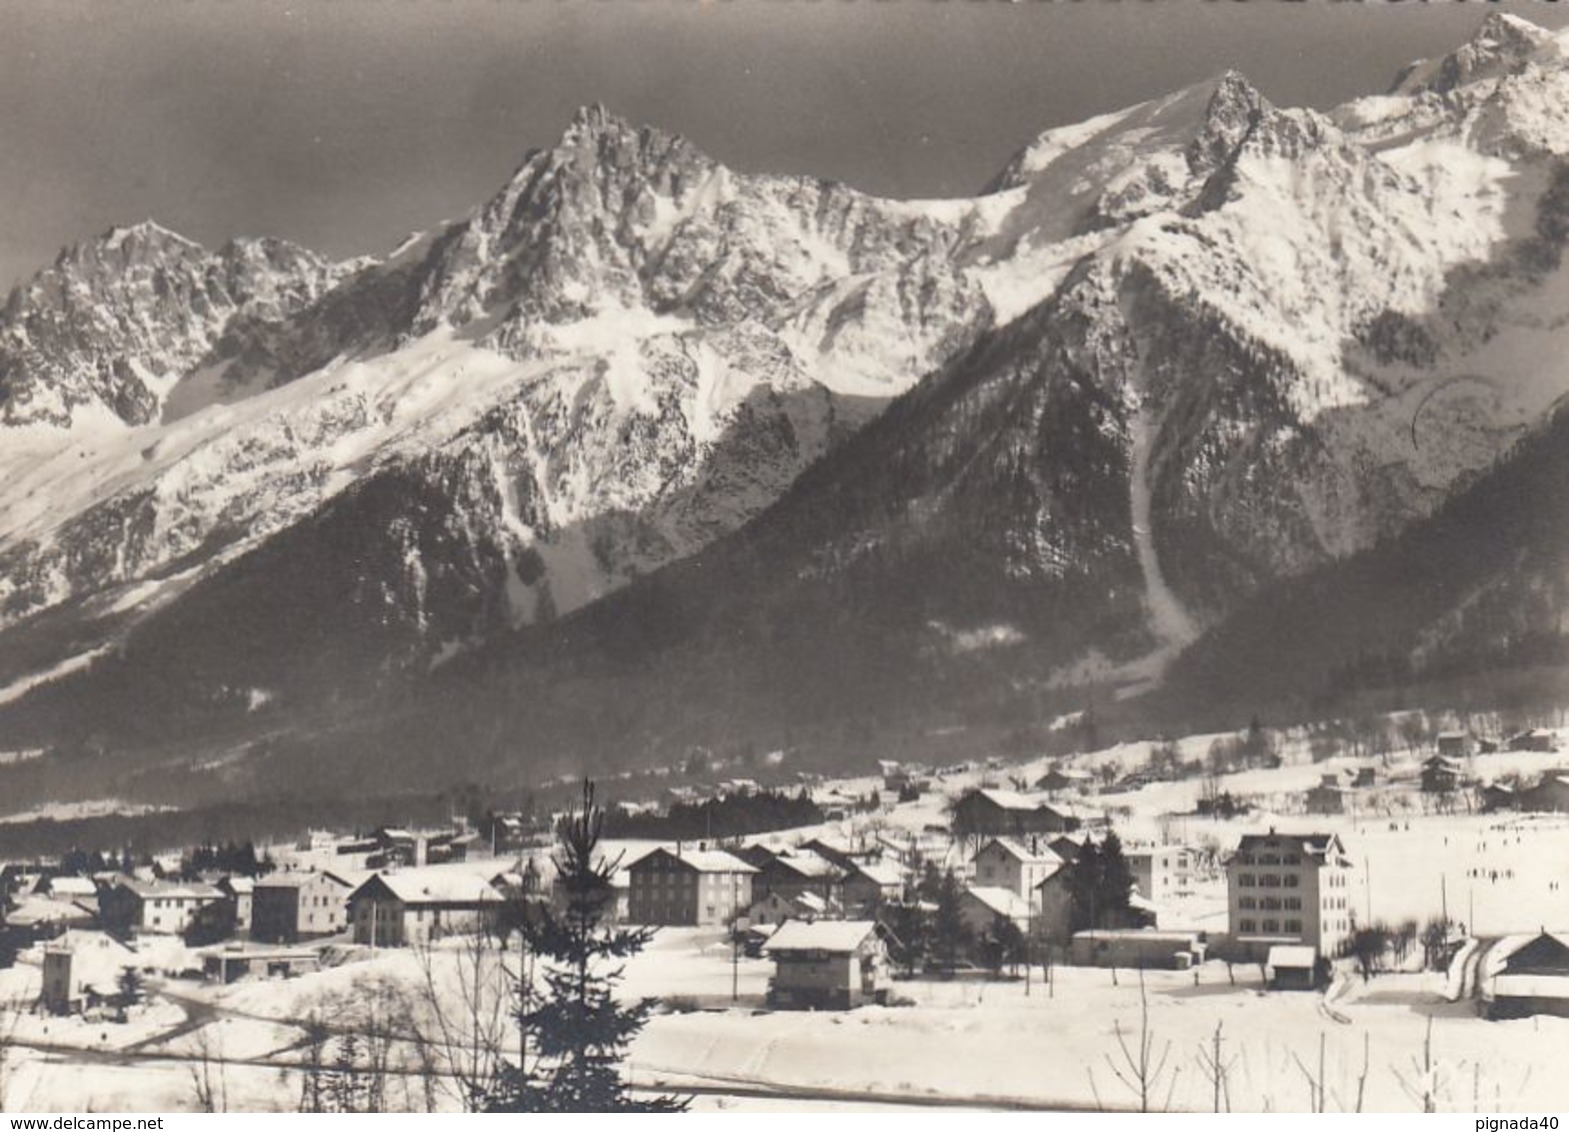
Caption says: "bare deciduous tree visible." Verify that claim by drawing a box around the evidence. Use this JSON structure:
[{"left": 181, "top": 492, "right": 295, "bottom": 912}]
[
  {"left": 0, "top": 994, "right": 25, "bottom": 1112},
  {"left": 187, "top": 1025, "right": 229, "bottom": 1113},
  {"left": 412, "top": 926, "right": 517, "bottom": 1110},
  {"left": 1103, "top": 968, "right": 1172, "bottom": 1112},
  {"left": 1195, "top": 1021, "right": 1237, "bottom": 1112}
]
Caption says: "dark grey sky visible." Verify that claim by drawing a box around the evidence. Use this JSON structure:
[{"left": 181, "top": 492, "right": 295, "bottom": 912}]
[{"left": 3, "top": 0, "right": 1567, "bottom": 290}]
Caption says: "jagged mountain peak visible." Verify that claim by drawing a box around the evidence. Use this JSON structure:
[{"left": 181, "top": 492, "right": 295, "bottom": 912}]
[
  {"left": 0, "top": 219, "right": 346, "bottom": 428},
  {"left": 1389, "top": 10, "right": 1561, "bottom": 96},
  {"left": 56, "top": 219, "right": 207, "bottom": 275},
  {"left": 1186, "top": 70, "right": 1273, "bottom": 172},
  {"left": 564, "top": 101, "right": 631, "bottom": 137}
]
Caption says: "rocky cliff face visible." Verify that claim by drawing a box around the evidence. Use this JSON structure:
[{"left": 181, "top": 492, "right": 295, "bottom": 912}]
[{"left": 0, "top": 224, "right": 345, "bottom": 428}]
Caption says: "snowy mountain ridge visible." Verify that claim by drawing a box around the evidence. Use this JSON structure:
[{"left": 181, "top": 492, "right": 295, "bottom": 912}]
[{"left": 1, "top": 14, "right": 1568, "bottom": 790}]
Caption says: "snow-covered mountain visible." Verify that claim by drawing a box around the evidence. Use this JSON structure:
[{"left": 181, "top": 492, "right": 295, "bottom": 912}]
[{"left": 2, "top": 14, "right": 1568, "bottom": 800}]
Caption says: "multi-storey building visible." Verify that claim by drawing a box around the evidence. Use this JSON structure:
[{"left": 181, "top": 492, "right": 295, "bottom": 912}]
[
  {"left": 971, "top": 837, "right": 1063, "bottom": 903},
  {"left": 1226, "top": 830, "right": 1355, "bottom": 959},
  {"left": 1126, "top": 844, "right": 1197, "bottom": 901},
  {"left": 252, "top": 870, "right": 354, "bottom": 943},
  {"left": 625, "top": 847, "right": 756, "bottom": 927}
]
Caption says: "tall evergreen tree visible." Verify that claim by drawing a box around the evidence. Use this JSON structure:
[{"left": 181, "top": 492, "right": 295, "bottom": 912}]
[
  {"left": 932, "top": 867, "right": 968, "bottom": 973},
  {"left": 1067, "top": 831, "right": 1135, "bottom": 932},
  {"left": 486, "top": 780, "right": 686, "bottom": 1113}
]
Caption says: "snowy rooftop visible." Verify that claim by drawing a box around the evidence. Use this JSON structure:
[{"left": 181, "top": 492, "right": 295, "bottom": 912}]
[
  {"left": 764, "top": 919, "right": 880, "bottom": 954},
  {"left": 771, "top": 850, "right": 845, "bottom": 879},
  {"left": 254, "top": 869, "right": 353, "bottom": 891},
  {"left": 115, "top": 877, "right": 222, "bottom": 900},
  {"left": 1267, "top": 945, "right": 1318, "bottom": 968},
  {"left": 848, "top": 860, "right": 904, "bottom": 886},
  {"left": 964, "top": 885, "right": 1031, "bottom": 920},
  {"left": 44, "top": 876, "right": 97, "bottom": 897},
  {"left": 627, "top": 847, "right": 757, "bottom": 874},
  {"left": 358, "top": 867, "right": 503, "bottom": 905},
  {"left": 975, "top": 837, "right": 1063, "bottom": 865}
]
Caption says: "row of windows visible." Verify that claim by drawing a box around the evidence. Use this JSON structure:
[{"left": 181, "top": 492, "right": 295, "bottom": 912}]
[
  {"left": 637, "top": 875, "right": 746, "bottom": 890},
  {"left": 1236, "top": 874, "right": 1300, "bottom": 888},
  {"left": 1238, "top": 896, "right": 1303, "bottom": 911},
  {"left": 1237, "top": 918, "right": 1304, "bottom": 934},
  {"left": 1323, "top": 896, "right": 1347, "bottom": 910},
  {"left": 1233, "top": 854, "right": 1302, "bottom": 867}
]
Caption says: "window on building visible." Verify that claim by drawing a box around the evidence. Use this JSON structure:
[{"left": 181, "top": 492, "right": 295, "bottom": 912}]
[
  {"left": 1239, "top": 874, "right": 1256, "bottom": 887},
  {"left": 1239, "top": 918, "right": 1257, "bottom": 933},
  {"left": 1239, "top": 897, "right": 1256, "bottom": 910},
  {"left": 1262, "top": 919, "right": 1280, "bottom": 933},
  {"left": 1285, "top": 919, "right": 1302, "bottom": 933},
  {"left": 1284, "top": 874, "right": 1300, "bottom": 888},
  {"left": 1261, "top": 874, "right": 1281, "bottom": 888}
]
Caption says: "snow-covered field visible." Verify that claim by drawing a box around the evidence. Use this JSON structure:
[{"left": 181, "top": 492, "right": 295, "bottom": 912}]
[{"left": 4, "top": 905, "right": 1567, "bottom": 1114}]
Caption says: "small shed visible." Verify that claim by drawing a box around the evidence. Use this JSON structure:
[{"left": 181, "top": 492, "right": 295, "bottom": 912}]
[
  {"left": 764, "top": 919, "right": 888, "bottom": 1009},
  {"left": 1267, "top": 945, "right": 1319, "bottom": 991},
  {"left": 1068, "top": 929, "right": 1205, "bottom": 970},
  {"left": 202, "top": 945, "right": 322, "bottom": 984}
]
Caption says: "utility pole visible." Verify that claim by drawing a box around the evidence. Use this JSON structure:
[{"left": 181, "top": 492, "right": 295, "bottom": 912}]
[
  {"left": 1365, "top": 854, "right": 1372, "bottom": 926},
  {"left": 1025, "top": 896, "right": 1033, "bottom": 997},
  {"left": 731, "top": 872, "right": 740, "bottom": 1003}
]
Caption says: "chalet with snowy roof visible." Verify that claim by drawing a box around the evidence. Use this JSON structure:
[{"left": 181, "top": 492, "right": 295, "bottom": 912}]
[
  {"left": 748, "top": 888, "right": 831, "bottom": 928},
  {"left": 1520, "top": 773, "right": 1569, "bottom": 814},
  {"left": 959, "top": 885, "right": 1032, "bottom": 938},
  {"left": 625, "top": 847, "right": 756, "bottom": 927},
  {"left": 1225, "top": 830, "right": 1354, "bottom": 960},
  {"left": 2, "top": 894, "right": 95, "bottom": 936},
  {"left": 1266, "top": 944, "right": 1321, "bottom": 990},
  {"left": 950, "top": 788, "right": 1084, "bottom": 840},
  {"left": 40, "top": 930, "right": 136, "bottom": 1016},
  {"left": 764, "top": 919, "right": 889, "bottom": 1009},
  {"left": 800, "top": 836, "right": 881, "bottom": 870},
  {"left": 99, "top": 877, "right": 222, "bottom": 936},
  {"left": 971, "top": 837, "right": 1062, "bottom": 900},
  {"left": 1508, "top": 729, "right": 1557, "bottom": 753},
  {"left": 39, "top": 875, "right": 98, "bottom": 902},
  {"left": 1304, "top": 773, "right": 1351, "bottom": 816},
  {"left": 1035, "top": 768, "right": 1094, "bottom": 795},
  {"left": 1421, "top": 755, "right": 1464, "bottom": 794},
  {"left": 1483, "top": 931, "right": 1569, "bottom": 1020},
  {"left": 1480, "top": 782, "right": 1520, "bottom": 813},
  {"left": 753, "top": 849, "right": 846, "bottom": 908},
  {"left": 1436, "top": 731, "right": 1475, "bottom": 758},
  {"left": 347, "top": 868, "right": 504, "bottom": 946},
  {"left": 841, "top": 859, "right": 904, "bottom": 916},
  {"left": 252, "top": 870, "right": 354, "bottom": 943}
]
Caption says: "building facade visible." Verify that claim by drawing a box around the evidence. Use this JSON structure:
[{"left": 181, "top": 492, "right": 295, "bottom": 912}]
[
  {"left": 1126, "top": 844, "right": 1196, "bottom": 901},
  {"left": 99, "top": 878, "right": 221, "bottom": 936},
  {"left": 971, "top": 838, "right": 1063, "bottom": 902},
  {"left": 347, "top": 869, "right": 503, "bottom": 947},
  {"left": 252, "top": 871, "right": 353, "bottom": 943},
  {"left": 765, "top": 920, "right": 889, "bottom": 1009},
  {"left": 1225, "top": 830, "right": 1354, "bottom": 959},
  {"left": 624, "top": 848, "right": 756, "bottom": 927}
]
